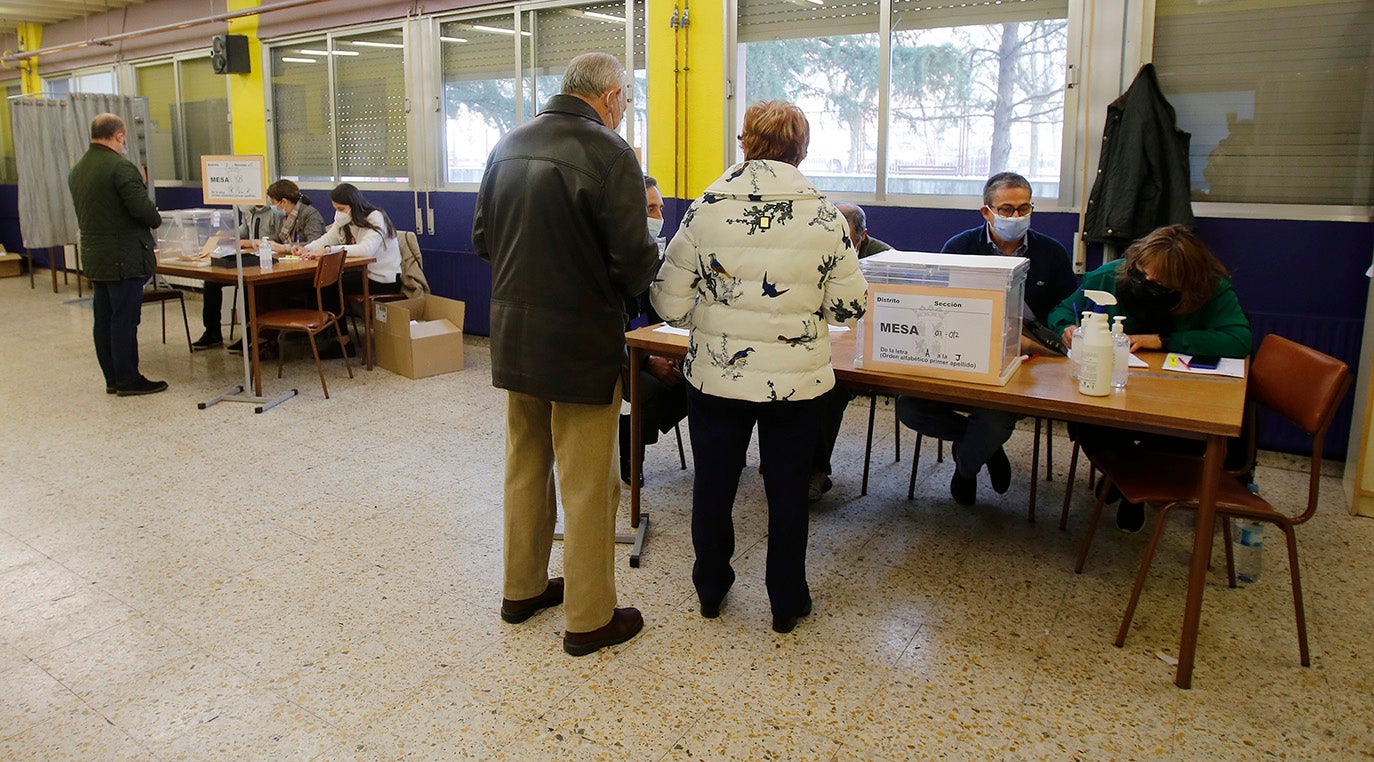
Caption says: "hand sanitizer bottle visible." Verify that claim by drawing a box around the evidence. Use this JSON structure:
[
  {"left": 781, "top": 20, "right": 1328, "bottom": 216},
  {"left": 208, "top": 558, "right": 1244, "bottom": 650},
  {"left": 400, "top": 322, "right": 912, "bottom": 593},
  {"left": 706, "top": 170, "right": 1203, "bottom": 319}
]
[
  {"left": 1077, "top": 312, "right": 1113, "bottom": 396},
  {"left": 258, "top": 237, "right": 273, "bottom": 271},
  {"left": 1111, "top": 315, "right": 1129, "bottom": 388}
]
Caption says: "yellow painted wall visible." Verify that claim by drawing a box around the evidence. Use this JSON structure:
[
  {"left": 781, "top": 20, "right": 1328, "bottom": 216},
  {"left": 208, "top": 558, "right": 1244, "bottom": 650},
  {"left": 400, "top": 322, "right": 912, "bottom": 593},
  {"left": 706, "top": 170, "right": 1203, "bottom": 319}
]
[
  {"left": 226, "top": 0, "right": 267, "bottom": 156},
  {"left": 646, "top": 0, "right": 727, "bottom": 202}
]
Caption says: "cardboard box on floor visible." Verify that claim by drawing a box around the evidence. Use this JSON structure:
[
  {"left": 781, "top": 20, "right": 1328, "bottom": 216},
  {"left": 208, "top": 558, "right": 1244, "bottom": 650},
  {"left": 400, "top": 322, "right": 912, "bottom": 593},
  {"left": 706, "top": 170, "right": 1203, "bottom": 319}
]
[
  {"left": 0, "top": 252, "right": 21, "bottom": 278},
  {"left": 374, "top": 294, "right": 466, "bottom": 379}
]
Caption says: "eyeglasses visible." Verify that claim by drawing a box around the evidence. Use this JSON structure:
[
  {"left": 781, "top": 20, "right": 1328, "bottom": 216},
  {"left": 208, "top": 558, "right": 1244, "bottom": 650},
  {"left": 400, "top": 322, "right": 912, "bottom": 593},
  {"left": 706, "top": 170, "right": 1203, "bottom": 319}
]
[{"left": 991, "top": 203, "right": 1034, "bottom": 217}]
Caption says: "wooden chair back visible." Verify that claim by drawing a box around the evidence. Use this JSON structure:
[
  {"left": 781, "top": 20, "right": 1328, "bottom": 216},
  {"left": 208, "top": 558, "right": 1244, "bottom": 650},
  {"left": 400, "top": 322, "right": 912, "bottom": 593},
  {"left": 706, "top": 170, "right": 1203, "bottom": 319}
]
[
  {"left": 1249, "top": 333, "right": 1350, "bottom": 523},
  {"left": 313, "top": 249, "right": 348, "bottom": 314}
]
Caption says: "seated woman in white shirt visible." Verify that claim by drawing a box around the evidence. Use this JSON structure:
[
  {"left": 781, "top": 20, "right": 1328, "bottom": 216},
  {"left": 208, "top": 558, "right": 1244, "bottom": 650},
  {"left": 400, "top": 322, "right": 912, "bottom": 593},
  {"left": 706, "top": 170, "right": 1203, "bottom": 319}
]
[{"left": 294, "top": 182, "right": 404, "bottom": 307}]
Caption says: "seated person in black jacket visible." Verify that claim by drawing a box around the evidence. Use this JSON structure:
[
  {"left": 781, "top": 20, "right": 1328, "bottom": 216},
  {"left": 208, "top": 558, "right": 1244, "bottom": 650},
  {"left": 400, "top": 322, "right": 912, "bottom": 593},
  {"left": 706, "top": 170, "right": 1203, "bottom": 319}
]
[
  {"left": 896, "top": 172, "right": 1077, "bottom": 506},
  {"left": 619, "top": 176, "right": 688, "bottom": 484},
  {"left": 808, "top": 202, "right": 891, "bottom": 501}
]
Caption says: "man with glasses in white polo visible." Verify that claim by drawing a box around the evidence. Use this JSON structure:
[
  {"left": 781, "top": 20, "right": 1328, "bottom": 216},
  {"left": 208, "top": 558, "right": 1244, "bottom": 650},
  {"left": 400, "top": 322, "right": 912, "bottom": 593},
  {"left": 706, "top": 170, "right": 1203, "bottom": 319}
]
[{"left": 895, "top": 172, "right": 1076, "bottom": 506}]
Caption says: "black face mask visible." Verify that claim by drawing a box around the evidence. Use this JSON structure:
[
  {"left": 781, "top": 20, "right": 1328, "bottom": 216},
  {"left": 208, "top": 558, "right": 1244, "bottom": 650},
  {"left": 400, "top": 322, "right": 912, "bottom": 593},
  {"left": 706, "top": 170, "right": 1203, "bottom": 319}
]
[{"left": 1119, "top": 267, "right": 1181, "bottom": 334}]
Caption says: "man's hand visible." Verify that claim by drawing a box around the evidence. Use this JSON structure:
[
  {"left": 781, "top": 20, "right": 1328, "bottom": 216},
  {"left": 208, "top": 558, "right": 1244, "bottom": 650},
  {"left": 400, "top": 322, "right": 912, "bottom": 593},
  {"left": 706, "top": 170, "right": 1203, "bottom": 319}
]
[
  {"left": 1061, "top": 326, "right": 1075, "bottom": 348},
  {"left": 645, "top": 356, "right": 683, "bottom": 385}
]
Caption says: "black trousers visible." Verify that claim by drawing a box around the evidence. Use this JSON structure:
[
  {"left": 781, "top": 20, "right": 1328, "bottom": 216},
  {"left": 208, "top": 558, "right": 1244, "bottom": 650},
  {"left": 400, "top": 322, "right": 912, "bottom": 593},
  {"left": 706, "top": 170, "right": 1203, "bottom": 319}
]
[
  {"left": 92, "top": 277, "right": 148, "bottom": 387},
  {"left": 618, "top": 370, "right": 688, "bottom": 461},
  {"left": 812, "top": 386, "right": 854, "bottom": 475},
  {"left": 687, "top": 386, "right": 825, "bottom": 617}
]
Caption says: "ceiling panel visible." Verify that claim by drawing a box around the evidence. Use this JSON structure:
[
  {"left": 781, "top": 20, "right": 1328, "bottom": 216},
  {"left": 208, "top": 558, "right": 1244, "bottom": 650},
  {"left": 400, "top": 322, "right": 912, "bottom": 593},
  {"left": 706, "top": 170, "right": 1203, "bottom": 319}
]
[{"left": 0, "top": 0, "right": 152, "bottom": 39}]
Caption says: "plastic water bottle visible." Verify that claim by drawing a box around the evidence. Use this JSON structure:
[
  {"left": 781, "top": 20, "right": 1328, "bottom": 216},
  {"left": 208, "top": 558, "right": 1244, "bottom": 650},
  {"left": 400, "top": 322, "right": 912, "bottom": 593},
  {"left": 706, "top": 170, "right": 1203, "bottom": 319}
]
[
  {"left": 1234, "top": 519, "right": 1263, "bottom": 583},
  {"left": 258, "top": 237, "right": 273, "bottom": 270},
  {"left": 1111, "top": 316, "right": 1129, "bottom": 389}
]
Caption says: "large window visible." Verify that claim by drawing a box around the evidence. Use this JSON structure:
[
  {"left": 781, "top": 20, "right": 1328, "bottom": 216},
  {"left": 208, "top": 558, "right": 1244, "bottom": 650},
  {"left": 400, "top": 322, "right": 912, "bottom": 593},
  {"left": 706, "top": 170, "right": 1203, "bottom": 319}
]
[
  {"left": 136, "top": 57, "right": 230, "bottom": 183},
  {"left": 1153, "top": 0, "right": 1374, "bottom": 206},
  {"left": 737, "top": 0, "right": 1069, "bottom": 199},
  {"left": 271, "top": 27, "right": 409, "bottom": 183},
  {"left": 439, "top": 0, "right": 645, "bottom": 185}
]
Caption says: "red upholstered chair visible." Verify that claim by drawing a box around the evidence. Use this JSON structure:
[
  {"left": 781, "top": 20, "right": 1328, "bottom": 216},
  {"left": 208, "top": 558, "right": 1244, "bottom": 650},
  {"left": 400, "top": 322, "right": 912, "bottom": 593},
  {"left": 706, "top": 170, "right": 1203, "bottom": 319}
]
[{"left": 253, "top": 249, "right": 354, "bottom": 399}]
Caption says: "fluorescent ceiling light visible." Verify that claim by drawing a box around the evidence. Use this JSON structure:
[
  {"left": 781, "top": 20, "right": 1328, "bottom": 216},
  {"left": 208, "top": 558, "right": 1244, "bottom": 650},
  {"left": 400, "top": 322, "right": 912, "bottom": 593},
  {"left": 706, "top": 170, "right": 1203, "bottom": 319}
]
[
  {"left": 583, "top": 11, "right": 626, "bottom": 23},
  {"left": 297, "top": 48, "right": 359, "bottom": 56},
  {"left": 440, "top": 36, "right": 468, "bottom": 44},
  {"left": 346, "top": 40, "right": 405, "bottom": 49},
  {"left": 297, "top": 49, "right": 330, "bottom": 56},
  {"left": 281, "top": 57, "right": 317, "bottom": 63},
  {"left": 470, "top": 24, "right": 532, "bottom": 37}
]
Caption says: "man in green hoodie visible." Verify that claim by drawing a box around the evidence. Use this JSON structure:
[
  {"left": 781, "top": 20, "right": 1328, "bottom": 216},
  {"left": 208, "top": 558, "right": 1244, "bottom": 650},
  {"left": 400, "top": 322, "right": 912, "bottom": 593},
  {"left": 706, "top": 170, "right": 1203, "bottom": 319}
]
[{"left": 68, "top": 113, "right": 166, "bottom": 396}]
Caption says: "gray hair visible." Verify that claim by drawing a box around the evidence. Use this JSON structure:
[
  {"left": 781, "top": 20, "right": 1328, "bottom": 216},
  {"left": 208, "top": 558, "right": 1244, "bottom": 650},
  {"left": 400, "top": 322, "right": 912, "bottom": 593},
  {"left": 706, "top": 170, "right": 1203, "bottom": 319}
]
[
  {"left": 644, "top": 175, "right": 658, "bottom": 190},
  {"left": 982, "top": 172, "right": 1031, "bottom": 207},
  {"left": 562, "top": 52, "right": 627, "bottom": 99},
  {"left": 834, "top": 202, "right": 866, "bottom": 239}
]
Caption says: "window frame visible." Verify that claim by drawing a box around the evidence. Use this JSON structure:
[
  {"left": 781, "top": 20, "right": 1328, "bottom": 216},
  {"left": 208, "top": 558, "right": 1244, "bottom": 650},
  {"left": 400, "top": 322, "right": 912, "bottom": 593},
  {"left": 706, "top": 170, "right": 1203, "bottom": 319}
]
[
  {"left": 264, "top": 19, "right": 413, "bottom": 191},
  {"left": 727, "top": 0, "right": 1085, "bottom": 213},
  {"left": 430, "top": 0, "right": 645, "bottom": 192},
  {"left": 131, "top": 52, "right": 232, "bottom": 188}
]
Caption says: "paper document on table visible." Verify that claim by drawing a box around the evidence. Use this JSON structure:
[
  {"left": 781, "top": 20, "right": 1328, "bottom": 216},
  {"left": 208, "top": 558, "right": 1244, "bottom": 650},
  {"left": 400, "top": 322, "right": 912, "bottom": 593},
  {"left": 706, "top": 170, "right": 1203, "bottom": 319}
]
[
  {"left": 653, "top": 325, "right": 690, "bottom": 336},
  {"left": 828, "top": 325, "right": 851, "bottom": 332},
  {"left": 1163, "top": 353, "right": 1245, "bottom": 378}
]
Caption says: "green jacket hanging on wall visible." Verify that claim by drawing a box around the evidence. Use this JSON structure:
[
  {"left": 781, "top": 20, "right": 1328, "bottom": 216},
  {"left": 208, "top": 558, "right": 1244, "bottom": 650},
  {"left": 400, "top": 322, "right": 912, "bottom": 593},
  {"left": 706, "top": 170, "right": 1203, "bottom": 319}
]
[{"left": 67, "top": 143, "right": 162, "bottom": 282}]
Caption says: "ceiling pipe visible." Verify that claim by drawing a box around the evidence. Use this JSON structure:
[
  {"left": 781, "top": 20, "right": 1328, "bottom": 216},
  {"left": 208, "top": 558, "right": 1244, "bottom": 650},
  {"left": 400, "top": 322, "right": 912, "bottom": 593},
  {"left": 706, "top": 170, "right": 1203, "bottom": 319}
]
[{"left": 1, "top": 0, "right": 333, "bottom": 67}]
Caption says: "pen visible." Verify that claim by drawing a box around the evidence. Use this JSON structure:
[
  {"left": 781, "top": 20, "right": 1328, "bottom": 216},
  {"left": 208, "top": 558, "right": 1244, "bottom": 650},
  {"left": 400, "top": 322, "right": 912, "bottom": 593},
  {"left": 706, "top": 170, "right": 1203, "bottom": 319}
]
[{"left": 1176, "top": 355, "right": 1190, "bottom": 369}]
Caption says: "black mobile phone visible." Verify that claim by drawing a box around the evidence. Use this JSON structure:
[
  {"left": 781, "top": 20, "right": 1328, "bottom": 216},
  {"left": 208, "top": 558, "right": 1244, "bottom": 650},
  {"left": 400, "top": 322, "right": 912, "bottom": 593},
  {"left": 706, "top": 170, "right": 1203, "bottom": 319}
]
[{"left": 1190, "top": 355, "right": 1221, "bottom": 369}]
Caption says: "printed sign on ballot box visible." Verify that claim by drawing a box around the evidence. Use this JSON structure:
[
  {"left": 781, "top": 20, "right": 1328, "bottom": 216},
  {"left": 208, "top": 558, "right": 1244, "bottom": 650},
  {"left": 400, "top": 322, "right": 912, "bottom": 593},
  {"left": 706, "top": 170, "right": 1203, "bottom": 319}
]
[{"left": 861, "top": 283, "right": 1021, "bottom": 386}]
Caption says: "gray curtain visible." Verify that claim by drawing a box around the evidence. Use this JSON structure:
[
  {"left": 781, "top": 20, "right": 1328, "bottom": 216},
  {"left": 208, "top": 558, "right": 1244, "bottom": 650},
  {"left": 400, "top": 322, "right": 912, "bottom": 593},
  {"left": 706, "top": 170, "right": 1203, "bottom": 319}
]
[
  {"left": 12, "top": 93, "right": 154, "bottom": 250},
  {"left": 13, "top": 98, "right": 77, "bottom": 248}
]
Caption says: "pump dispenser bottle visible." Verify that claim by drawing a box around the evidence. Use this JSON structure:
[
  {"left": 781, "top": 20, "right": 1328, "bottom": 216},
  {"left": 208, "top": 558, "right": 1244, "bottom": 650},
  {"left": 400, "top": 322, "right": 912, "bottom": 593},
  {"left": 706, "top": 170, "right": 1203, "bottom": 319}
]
[
  {"left": 1077, "top": 313, "right": 1113, "bottom": 396},
  {"left": 1111, "top": 316, "right": 1129, "bottom": 388}
]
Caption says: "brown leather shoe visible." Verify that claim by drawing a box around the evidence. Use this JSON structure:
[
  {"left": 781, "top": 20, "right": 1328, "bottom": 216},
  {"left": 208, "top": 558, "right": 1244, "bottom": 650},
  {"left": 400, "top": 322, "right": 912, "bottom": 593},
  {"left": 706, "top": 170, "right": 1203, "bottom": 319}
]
[
  {"left": 563, "top": 607, "right": 643, "bottom": 656},
  {"left": 500, "top": 578, "right": 564, "bottom": 624}
]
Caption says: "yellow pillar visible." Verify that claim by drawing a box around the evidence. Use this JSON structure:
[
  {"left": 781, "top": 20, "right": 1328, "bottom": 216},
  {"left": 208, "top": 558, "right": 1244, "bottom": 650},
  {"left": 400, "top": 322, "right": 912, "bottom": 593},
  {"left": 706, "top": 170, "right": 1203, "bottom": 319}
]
[
  {"left": 16, "top": 23, "right": 42, "bottom": 95},
  {"left": 646, "top": 0, "right": 727, "bottom": 202},
  {"left": 227, "top": 0, "right": 267, "bottom": 156}
]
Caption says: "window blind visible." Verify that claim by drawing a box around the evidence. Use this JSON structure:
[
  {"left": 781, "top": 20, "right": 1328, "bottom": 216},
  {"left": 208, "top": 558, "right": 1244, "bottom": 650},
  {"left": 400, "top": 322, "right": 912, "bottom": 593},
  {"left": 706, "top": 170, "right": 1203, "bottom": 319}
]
[
  {"left": 1153, "top": 0, "right": 1374, "bottom": 206},
  {"left": 738, "top": 0, "right": 1066, "bottom": 42}
]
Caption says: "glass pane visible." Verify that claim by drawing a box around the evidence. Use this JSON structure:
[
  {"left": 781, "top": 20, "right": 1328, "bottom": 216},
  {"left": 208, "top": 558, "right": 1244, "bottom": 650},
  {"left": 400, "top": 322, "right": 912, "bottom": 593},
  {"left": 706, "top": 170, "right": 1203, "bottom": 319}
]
[
  {"left": 272, "top": 40, "right": 334, "bottom": 182},
  {"left": 137, "top": 63, "right": 180, "bottom": 181},
  {"left": 888, "top": 20, "right": 1067, "bottom": 197},
  {"left": 74, "top": 71, "right": 117, "bottom": 94},
  {"left": 441, "top": 14, "right": 524, "bottom": 184},
  {"left": 334, "top": 29, "right": 408, "bottom": 183},
  {"left": 0, "top": 85, "right": 18, "bottom": 183},
  {"left": 178, "top": 57, "right": 230, "bottom": 184},
  {"left": 1154, "top": 0, "right": 1373, "bottom": 205},
  {"left": 740, "top": 34, "right": 880, "bottom": 194}
]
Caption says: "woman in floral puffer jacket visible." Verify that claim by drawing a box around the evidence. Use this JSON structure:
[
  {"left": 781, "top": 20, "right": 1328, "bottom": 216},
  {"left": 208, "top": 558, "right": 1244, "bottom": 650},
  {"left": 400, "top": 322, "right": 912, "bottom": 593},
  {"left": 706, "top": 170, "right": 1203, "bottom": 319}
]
[{"left": 651, "top": 100, "right": 868, "bottom": 635}]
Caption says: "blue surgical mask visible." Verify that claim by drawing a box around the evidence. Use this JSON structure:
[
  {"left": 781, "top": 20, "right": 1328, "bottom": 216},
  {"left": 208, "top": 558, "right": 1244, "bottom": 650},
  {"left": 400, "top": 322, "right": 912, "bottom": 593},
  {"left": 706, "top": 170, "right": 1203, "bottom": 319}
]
[
  {"left": 270, "top": 204, "right": 286, "bottom": 217},
  {"left": 991, "top": 212, "right": 1031, "bottom": 242},
  {"left": 647, "top": 217, "right": 664, "bottom": 238}
]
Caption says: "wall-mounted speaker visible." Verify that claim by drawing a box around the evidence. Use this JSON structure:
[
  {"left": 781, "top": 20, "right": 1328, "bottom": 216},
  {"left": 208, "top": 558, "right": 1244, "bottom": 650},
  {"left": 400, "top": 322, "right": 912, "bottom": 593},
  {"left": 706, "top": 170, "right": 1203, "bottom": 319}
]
[{"left": 211, "top": 34, "right": 250, "bottom": 75}]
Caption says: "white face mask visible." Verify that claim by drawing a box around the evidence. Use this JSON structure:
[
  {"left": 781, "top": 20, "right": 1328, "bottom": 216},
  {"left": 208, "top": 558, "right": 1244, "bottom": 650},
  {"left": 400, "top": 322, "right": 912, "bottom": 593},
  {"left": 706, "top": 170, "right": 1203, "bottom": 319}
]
[
  {"left": 991, "top": 212, "right": 1031, "bottom": 243},
  {"left": 333, "top": 210, "right": 351, "bottom": 228},
  {"left": 646, "top": 217, "right": 664, "bottom": 238}
]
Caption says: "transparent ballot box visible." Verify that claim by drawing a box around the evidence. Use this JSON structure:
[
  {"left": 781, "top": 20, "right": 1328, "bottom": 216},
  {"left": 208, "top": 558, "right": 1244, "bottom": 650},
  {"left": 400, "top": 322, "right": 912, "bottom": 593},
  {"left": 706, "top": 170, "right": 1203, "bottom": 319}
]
[
  {"left": 856, "top": 250, "right": 1029, "bottom": 386},
  {"left": 156, "top": 208, "right": 238, "bottom": 264}
]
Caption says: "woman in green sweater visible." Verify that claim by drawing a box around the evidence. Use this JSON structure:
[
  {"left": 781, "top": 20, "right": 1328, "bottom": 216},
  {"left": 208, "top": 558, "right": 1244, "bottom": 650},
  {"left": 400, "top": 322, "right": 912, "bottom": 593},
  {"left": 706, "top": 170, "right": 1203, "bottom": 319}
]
[
  {"left": 1049, "top": 224, "right": 1251, "bottom": 357},
  {"left": 1050, "top": 225, "right": 1252, "bottom": 531}
]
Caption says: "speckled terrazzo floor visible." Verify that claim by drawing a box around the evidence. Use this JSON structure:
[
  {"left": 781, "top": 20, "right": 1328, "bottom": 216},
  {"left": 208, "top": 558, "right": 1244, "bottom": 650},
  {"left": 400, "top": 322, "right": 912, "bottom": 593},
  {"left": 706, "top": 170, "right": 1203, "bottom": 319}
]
[{"left": 2, "top": 272, "right": 1372, "bottom": 760}]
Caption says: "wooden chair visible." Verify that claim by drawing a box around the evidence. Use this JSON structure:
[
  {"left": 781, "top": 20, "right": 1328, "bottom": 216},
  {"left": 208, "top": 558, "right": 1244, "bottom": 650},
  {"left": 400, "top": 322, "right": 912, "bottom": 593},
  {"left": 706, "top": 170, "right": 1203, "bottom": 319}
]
[
  {"left": 253, "top": 249, "right": 354, "bottom": 399},
  {"left": 905, "top": 414, "right": 1057, "bottom": 521},
  {"left": 346, "top": 230, "right": 428, "bottom": 370},
  {"left": 142, "top": 276, "right": 192, "bottom": 351},
  {"left": 1077, "top": 335, "right": 1348, "bottom": 666}
]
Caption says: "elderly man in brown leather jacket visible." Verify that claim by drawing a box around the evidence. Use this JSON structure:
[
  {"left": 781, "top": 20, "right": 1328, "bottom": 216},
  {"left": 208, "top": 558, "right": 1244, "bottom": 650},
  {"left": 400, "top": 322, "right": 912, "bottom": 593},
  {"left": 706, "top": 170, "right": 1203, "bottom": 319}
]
[{"left": 473, "top": 52, "right": 659, "bottom": 657}]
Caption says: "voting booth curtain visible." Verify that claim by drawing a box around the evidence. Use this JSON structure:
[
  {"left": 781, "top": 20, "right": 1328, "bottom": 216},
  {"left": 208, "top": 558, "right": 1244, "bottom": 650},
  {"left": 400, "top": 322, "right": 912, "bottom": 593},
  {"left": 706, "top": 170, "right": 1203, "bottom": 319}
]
[{"left": 12, "top": 93, "right": 154, "bottom": 249}]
